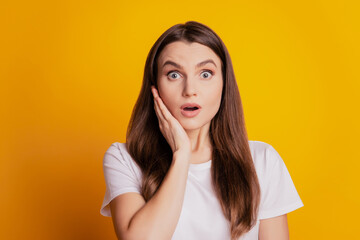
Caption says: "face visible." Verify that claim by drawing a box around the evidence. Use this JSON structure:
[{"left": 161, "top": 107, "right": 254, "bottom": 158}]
[{"left": 156, "top": 41, "right": 223, "bottom": 131}]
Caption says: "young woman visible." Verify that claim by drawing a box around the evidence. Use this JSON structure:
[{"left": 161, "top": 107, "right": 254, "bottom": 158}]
[{"left": 100, "top": 21, "right": 304, "bottom": 240}]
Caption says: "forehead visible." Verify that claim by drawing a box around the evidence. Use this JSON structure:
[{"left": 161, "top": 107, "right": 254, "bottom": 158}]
[{"left": 157, "top": 41, "right": 221, "bottom": 67}]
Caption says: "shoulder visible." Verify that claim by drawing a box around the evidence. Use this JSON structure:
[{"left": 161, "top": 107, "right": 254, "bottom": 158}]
[
  {"left": 103, "top": 142, "right": 133, "bottom": 162},
  {"left": 103, "top": 142, "right": 142, "bottom": 178},
  {"left": 248, "top": 140, "right": 281, "bottom": 163},
  {"left": 248, "top": 140, "right": 283, "bottom": 178},
  {"left": 103, "top": 142, "right": 128, "bottom": 165},
  {"left": 104, "top": 142, "right": 128, "bottom": 155},
  {"left": 248, "top": 141, "right": 304, "bottom": 218}
]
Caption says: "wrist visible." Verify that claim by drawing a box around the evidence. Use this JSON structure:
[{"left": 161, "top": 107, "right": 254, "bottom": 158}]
[{"left": 172, "top": 150, "right": 191, "bottom": 164}]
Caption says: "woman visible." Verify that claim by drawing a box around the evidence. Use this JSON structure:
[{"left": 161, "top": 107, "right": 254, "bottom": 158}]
[{"left": 100, "top": 21, "right": 303, "bottom": 240}]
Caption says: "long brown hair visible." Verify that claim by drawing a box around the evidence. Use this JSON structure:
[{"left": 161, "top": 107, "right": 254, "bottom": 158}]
[{"left": 126, "top": 21, "right": 260, "bottom": 239}]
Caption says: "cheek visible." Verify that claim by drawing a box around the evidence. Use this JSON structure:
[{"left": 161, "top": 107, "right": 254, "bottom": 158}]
[
  {"left": 158, "top": 88, "right": 178, "bottom": 114},
  {"left": 206, "top": 88, "right": 223, "bottom": 117},
  {"left": 207, "top": 84, "right": 223, "bottom": 106}
]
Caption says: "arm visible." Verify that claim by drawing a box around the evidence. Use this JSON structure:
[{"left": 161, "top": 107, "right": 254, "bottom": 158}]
[
  {"left": 259, "top": 214, "right": 289, "bottom": 240},
  {"left": 110, "top": 151, "right": 190, "bottom": 240},
  {"left": 109, "top": 86, "right": 192, "bottom": 240}
]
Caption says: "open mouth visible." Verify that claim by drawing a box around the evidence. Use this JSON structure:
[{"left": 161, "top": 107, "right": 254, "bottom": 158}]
[
  {"left": 183, "top": 107, "right": 199, "bottom": 111},
  {"left": 180, "top": 103, "right": 201, "bottom": 118}
]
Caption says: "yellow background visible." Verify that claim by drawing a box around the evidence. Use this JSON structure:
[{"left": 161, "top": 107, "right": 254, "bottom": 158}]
[{"left": 1, "top": 0, "right": 359, "bottom": 239}]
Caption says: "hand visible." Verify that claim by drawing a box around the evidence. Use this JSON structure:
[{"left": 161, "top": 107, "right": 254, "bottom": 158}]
[{"left": 151, "top": 86, "right": 191, "bottom": 155}]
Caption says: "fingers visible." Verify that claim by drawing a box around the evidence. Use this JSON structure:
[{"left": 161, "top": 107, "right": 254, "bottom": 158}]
[
  {"left": 150, "top": 86, "right": 190, "bottom": 153},
  {"left": 151, "top": 86, "right": 172, "bottom": 121},
  {"left": 154, "top": 94, "right": 165, "bottom": 125},
  {"left": 151, "top": 86, "right": 167, "bottom": 128},
  {"left": 151, "top": 85, "right": 158, "bottom": 98}
]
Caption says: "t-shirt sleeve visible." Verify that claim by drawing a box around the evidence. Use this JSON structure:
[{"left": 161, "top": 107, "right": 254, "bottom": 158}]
[
  {"left": 100, "top": 142, "right": 142, "bottom": 217},
  {"left": 258, "top": 145, "right": 304, "bottom": 219}
]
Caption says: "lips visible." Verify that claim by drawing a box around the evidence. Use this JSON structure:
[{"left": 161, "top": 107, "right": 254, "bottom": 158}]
[{"left": 180, "top": 103, "right": 201, "bottom": 118}]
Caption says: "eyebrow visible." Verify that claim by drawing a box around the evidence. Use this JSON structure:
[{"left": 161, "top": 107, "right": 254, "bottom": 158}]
[{"left": 162, "top": 59, "right": 217, "bottom": 69}]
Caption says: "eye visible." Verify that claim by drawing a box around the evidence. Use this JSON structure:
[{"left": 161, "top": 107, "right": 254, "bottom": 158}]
[
  {"left": 200, "top": 70, "right": 213, "bottom": 79},
  {"left": 167, "top": 71, "right": 181, "bottom": 80}
]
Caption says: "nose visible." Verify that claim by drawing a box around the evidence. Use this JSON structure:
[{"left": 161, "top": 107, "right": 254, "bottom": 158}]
[{"left": 182, "top": 78, "right": 197, "bottom": 97}]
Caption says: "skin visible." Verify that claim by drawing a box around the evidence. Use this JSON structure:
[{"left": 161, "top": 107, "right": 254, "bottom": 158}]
[
  {"left": 110, "top": 42, "right": 288, "bottom": 240},
  {"left": 151, "top": 40, "right": 290, "bottom": 238},
  {"left": 259, "top": 214, "right": 289, "bottom": 240},
  {"left": 155, "top": 40, "right": 223, "bottom": 164}
]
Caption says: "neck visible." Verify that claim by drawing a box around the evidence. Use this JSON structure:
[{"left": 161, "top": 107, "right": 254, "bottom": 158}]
[{"left": 185, "top": 123, "right": 212, "bottom": 152}]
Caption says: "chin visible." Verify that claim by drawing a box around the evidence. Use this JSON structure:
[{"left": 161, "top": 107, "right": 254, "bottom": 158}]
[{"left": 179, "top": 120, "right": 208, "bottom": 131}]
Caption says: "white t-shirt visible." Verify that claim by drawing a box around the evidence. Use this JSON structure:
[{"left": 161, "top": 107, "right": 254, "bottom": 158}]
[{"left": 100, "top": 140, "right": 304, "bottom": 240}]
